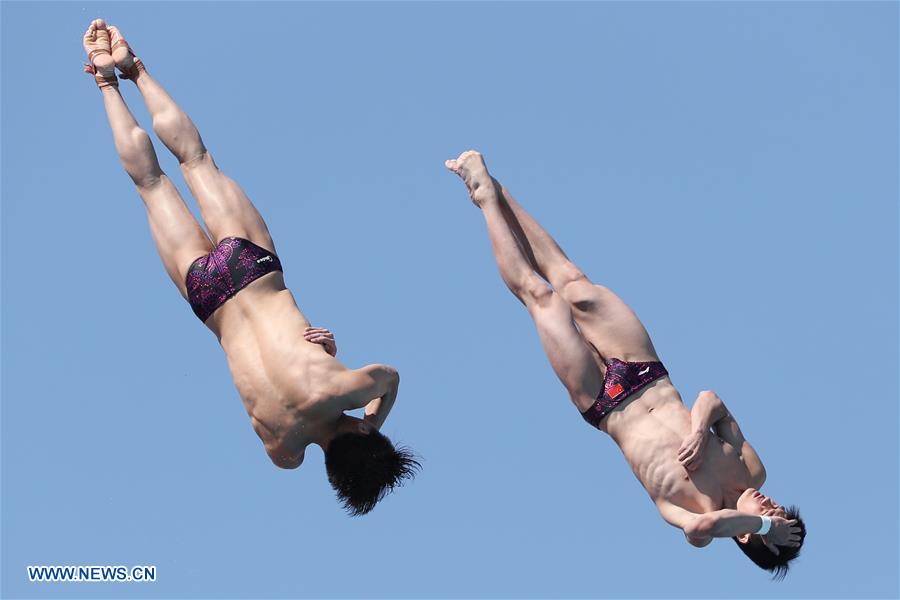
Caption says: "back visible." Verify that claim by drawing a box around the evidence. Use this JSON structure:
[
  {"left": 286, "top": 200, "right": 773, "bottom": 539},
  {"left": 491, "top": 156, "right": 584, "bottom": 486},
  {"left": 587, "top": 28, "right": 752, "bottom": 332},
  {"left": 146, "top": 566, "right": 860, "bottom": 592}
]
[{"left": 207, "top": 272, "right": 348, "bottom": 428}]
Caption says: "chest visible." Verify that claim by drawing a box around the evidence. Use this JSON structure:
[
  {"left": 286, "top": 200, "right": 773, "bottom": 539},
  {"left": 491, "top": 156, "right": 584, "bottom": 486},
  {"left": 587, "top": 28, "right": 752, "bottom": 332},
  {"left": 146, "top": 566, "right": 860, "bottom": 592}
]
[{"left": 667, "top": 437, "right": 751, "bottom": 511}]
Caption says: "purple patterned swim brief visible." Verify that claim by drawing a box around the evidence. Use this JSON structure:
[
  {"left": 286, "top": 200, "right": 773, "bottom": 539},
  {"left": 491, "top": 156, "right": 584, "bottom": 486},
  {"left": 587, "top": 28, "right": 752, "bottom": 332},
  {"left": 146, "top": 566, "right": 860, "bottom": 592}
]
[{"left": 185, "top": 237, "right": 282, "bottom": 322}]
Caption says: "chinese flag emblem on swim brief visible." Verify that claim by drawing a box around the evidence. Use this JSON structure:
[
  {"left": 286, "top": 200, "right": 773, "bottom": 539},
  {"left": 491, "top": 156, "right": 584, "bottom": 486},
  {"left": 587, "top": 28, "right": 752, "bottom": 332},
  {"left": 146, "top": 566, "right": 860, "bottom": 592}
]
[{"left": 608, "top": 383, "right": 624, "bottom": 399}]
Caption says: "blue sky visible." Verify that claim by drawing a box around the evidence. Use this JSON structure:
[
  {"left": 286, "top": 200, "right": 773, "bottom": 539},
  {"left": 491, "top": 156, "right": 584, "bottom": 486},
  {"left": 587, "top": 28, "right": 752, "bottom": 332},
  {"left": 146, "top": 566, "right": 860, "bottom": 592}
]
[{"left": 2, "top": 2, "right": 897, "bottom": 598}]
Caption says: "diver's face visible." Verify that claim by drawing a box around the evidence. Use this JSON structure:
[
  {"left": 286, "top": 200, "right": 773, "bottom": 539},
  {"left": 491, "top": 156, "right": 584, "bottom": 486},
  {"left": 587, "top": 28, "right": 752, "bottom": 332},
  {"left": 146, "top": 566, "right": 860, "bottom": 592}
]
[
  {"left": 736, "top": 487, "right": 786, "bottom": 518},
  {"left": 735, "top": 488, "right": 788, "bottom": 552}
]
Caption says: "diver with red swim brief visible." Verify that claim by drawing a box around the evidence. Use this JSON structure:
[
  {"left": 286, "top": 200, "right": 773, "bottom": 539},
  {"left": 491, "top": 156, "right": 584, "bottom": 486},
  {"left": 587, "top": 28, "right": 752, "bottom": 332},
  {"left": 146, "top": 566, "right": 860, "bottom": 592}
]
[{"left": 446, "top": 150, "right": 804, "bottom": 578}]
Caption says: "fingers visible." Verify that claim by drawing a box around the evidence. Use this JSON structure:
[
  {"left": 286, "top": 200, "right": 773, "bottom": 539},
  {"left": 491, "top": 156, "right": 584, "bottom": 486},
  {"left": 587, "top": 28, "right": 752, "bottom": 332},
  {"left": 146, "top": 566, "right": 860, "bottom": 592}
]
[
  {"left": 306, "top": 335, "right": 333, "bottom": 343},
  {"left": 677, "top": 444, "right": 694, "bottom": 462},
  {"left": 679, "top": 454, "right": 701, "bottom": 471},
  {"left": 303, "top": 328, "right": 334, "bottom": 341},
  {"left": 769, "top": 525, "right": 803, "bottom": 547},
  {"left": 304, "top": 327, "right": 332, "bottom": 335},
  {"left": 677, "top": 443, "right": 703, "bottom": 470},
  {"left": 303, "top": 327, "right": 336, "bottom": 354}
]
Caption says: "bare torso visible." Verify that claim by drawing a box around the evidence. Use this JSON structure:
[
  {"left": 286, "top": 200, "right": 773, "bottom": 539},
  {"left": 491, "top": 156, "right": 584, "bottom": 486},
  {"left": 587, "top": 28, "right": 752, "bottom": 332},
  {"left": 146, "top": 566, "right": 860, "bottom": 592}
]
[
  {"left": 202, "top": 272, "right": 348, "bottom": 458},
  {"left": 598, "top": 377, "right": 754, "bottom": 513}
]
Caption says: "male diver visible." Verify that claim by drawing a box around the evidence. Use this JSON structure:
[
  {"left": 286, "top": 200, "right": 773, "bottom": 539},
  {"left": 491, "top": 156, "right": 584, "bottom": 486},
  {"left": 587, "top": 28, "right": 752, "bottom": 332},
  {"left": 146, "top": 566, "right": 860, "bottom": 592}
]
[
  {"left": 84, "top": 19, "right": 418, "bottom": 515},
  {"left": 446, "top": 150, "right": 805, "bottom": 577}
]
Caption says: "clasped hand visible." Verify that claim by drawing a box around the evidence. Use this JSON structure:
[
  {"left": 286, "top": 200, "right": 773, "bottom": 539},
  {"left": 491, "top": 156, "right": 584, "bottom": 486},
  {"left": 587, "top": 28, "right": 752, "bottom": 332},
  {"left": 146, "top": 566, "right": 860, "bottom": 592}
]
[{"left": 677, "top": 429, "right": 709, "bottom": 471}]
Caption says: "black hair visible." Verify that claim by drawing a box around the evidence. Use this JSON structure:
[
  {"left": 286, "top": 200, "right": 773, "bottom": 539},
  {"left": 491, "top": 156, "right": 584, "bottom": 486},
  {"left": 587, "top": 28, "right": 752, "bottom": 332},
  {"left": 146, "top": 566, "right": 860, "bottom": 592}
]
[
  {"left": 323, "top": 429, "right": 420, "bottom": 516},
  {"left": 733, "top": 506, "right": 806, "bottom": 580}
]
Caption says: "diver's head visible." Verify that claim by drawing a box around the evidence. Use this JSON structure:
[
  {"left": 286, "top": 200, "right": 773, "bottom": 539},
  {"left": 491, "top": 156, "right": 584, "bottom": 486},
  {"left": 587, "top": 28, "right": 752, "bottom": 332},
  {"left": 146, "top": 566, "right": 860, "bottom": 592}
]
[
  {"left": 733, "top": 488, "right": 806, "bottom": 579},
  {"left": 736, "top": 487, "right": 786, "bottom": 517},
  {"left": 323, "top": 415, "right": 419, "bottom": 516}
]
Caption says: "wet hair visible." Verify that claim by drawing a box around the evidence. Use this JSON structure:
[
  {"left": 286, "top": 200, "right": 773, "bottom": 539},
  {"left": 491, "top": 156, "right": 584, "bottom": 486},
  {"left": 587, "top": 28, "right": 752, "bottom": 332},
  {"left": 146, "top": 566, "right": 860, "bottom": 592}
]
[
  {"left": 324, "top": 429, "right": 420, "bottom": 516},
  {"left": 733, "top": 506, "right": 806, "bottom": 580}
]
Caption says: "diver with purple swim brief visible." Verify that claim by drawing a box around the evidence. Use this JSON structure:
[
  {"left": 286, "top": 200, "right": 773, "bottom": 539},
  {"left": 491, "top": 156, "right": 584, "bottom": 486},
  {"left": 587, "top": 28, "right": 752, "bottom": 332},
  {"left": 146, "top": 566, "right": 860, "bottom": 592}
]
[{"left": 86, "top": 17, "right": 417, "bottom": 516}]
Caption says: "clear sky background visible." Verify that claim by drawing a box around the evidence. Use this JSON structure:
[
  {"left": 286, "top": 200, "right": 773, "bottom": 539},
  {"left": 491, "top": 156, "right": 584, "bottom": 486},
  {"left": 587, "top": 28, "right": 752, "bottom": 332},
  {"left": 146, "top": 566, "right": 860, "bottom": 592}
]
[{"left": 2, "top": 2, "right": 898, "bottom": 599}]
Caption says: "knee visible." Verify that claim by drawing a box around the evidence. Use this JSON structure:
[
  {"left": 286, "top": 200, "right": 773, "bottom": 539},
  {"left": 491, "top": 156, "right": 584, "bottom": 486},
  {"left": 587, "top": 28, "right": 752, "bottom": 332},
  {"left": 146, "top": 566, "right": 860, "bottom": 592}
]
[
  {"left": 179, "top": 152, "right": 228, "bottom": 189},
  {"left": 121, "top": 127, "right": 155, "bottom": 158},
  {"left": 558, "top": 269, "right": 608, "bottom": 311},
  {"left": 151, "top": 110, "right": 181, "bottom": 136},
  {"left": 133, "top": 169, "right": 165, "bottom": 192},
  {"left": 151, "top": 109, "right": 191, "bottom": 136},
  {"left": 513, "top": 274, "right": 554, "bottom": 307},
  {"left": 554, "top": 262, "right": 589, "bottom": 293},
  {"left": 179, "top": 148, "right": 212, "bottom": 170}
]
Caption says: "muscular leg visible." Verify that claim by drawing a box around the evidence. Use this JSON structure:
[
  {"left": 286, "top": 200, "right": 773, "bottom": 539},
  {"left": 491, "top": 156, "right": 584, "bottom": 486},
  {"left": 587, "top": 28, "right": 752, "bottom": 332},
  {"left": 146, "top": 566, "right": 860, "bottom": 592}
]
[
  {"left": 109, "top": 29, "right": 275, "bottom": 252},
  {"left": 446, "top": 151, "right": 602, "bottom": 411},
  {"left": 87, "top": 21, "right": 212, "bottom": 297},
  {"left": 495, "top": 173, "right": 659, "bottom": 363}
]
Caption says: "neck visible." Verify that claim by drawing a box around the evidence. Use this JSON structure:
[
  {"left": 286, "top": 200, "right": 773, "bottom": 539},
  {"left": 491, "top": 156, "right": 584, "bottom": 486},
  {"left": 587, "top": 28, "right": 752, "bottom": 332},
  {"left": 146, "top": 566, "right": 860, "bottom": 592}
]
[{"left": 722, "top": 486, "right": 747, "bottom": 509}]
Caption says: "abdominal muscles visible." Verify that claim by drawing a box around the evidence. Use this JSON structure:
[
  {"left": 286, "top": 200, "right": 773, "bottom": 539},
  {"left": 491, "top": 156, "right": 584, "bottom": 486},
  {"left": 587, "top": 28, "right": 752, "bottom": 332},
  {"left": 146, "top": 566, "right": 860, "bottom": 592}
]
[{"left": 610, "top": 397, "right": 726, "bottom": 511}]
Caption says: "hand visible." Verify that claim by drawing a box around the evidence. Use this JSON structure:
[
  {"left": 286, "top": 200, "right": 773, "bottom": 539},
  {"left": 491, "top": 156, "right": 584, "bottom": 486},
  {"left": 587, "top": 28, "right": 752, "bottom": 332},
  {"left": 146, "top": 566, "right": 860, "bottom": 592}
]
[
  {"left": 763, "top": 514, "right": 802, "bottom": 548},
  {"left": 677, "top": 430, "right": 709, "bottom": 471},
  {"left": 304, "top": 326, "right": 337, "bottom": 357}
]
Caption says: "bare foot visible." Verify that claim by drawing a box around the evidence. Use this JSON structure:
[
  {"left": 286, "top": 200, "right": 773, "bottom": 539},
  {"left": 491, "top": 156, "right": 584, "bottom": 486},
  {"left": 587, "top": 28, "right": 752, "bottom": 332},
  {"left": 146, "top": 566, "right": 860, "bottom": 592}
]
[
  {"left": 444, "top": 150, "right": 498, "bottom": 207},
  {"left": 82, "top": 19, "right": 114, "bottom": 76},
  {"left": 108, "top": 25, "right": 146, "bottom": 80},
  {"left": 108, "top": 25, "right": 138, "bottom": 76}
]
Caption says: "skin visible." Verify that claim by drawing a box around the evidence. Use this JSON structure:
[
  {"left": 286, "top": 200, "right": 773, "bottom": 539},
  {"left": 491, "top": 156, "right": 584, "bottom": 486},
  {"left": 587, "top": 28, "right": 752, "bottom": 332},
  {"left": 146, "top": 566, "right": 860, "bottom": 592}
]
[
  {"left": 84, "top": 19, "right": 400, "bottom": 469},
  {"left": 445, "top": 150, "right": 801, "bottom": 551}
]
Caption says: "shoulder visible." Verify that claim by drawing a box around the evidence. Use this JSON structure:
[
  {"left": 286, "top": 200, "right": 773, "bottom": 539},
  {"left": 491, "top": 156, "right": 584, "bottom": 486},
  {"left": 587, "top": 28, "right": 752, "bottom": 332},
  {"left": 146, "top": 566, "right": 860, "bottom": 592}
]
[
  {"left": 266, "top": 445, "right": 306, "bottom": 470},
  {"left": 741, "top": 440, "right": 767, "bottom": 487},
  {"left": 250, "top": 415, "right": 309, "bottom": 470}
]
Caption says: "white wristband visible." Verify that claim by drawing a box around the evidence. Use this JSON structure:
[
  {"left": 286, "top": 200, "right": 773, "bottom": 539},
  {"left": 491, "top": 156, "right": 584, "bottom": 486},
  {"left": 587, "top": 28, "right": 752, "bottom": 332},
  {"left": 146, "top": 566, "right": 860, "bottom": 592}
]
[{"left": 756, "top": 516, "right": 772, "bottom": 535}]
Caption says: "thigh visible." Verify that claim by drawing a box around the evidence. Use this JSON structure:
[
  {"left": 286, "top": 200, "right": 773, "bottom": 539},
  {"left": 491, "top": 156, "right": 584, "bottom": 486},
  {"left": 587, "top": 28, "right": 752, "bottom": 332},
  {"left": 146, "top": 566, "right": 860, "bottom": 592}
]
[
  {"left": 523, "top": 280, "right": 604, "bottom": 412},
  {"left": 180, "top": 153, "right": 276, "bottom": 252},
  {"left": 561, "top": 279, "right": 660, "bottom": 362},
  {"left": 137, "top": 175, "right": 215, "bottom": 297}
]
